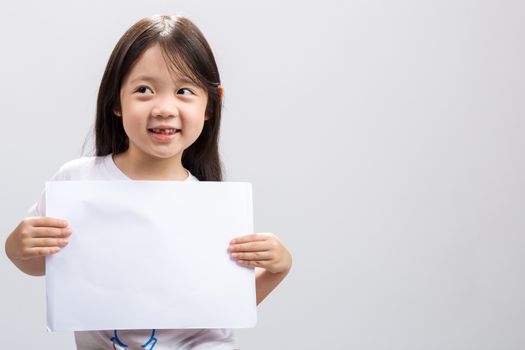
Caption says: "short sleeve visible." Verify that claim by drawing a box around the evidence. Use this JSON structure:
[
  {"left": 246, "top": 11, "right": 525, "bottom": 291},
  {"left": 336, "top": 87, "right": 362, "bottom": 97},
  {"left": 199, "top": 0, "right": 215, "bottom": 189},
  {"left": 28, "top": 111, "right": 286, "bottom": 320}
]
[
  {"left": 27, "top": 165, "right": 68, "bottom": 217},
  {"left": 27, "top": 192, "right": 45, "bottom": 217}
]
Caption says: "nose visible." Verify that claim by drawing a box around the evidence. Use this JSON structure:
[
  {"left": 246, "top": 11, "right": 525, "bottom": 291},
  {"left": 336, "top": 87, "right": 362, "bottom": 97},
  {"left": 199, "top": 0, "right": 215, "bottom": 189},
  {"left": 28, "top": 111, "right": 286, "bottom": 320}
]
[{"left": 151, "top": 95, "right": 179, "bottom": 119}]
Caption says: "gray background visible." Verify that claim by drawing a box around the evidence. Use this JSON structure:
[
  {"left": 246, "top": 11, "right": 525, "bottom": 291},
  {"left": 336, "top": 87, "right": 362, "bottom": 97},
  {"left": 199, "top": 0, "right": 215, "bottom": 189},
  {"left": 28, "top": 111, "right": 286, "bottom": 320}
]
[{"left": 1, "top": 0, "right": 524, "bottom": 349}]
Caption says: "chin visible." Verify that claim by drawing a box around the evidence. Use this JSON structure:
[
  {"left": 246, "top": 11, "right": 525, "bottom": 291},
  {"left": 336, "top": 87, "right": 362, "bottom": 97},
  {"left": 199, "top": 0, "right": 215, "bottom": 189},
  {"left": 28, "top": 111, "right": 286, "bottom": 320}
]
[
  {"left": 150, "top": 153, "right": 181, "bottom": 160},
  {"left": 148, "top": 149, "right": 184, "bottom": 160}
]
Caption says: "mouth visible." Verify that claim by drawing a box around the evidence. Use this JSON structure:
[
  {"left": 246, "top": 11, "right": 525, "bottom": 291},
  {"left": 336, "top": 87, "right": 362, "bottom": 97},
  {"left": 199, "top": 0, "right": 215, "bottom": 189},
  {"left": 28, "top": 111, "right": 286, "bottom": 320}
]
[{"left": 148, "top": 128, "right": 180, "bottom": 135}]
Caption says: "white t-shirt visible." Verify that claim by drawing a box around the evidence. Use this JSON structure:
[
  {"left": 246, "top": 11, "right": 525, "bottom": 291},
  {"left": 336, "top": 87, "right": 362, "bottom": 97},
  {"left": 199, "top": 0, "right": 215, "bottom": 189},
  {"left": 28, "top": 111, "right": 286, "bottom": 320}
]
[{"left": 29, "top": 155, "right": 238, "bottom": 350}]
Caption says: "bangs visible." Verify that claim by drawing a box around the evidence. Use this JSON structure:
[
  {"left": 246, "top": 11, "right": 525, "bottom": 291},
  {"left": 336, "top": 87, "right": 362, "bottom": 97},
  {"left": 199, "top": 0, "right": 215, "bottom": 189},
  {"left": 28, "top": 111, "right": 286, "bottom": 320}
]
[
  {"left": 152, "top": 15, "right": 220, "bottom": 91},
  {"left": 159, "top": 40, "right": 208, "bottom": 90}
]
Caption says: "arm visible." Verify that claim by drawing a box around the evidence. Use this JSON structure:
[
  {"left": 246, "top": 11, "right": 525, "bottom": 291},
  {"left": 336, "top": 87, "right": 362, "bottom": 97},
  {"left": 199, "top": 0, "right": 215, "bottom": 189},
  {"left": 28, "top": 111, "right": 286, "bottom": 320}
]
[
  {"left": 255, "top": 266, "right": 290, "bottom": 305},
  {"left": 5, "top": 217, "right": 72, "bottom": 276},
  {"left": 229, "top": 233, "right": 292, "bottom": 305}
]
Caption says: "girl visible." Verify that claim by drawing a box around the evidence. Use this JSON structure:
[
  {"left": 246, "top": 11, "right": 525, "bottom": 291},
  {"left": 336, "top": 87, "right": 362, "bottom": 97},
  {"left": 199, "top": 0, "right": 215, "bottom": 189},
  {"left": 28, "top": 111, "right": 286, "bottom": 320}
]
[{"left": 4, "top": 14, "right": 292, "bottom": 349}]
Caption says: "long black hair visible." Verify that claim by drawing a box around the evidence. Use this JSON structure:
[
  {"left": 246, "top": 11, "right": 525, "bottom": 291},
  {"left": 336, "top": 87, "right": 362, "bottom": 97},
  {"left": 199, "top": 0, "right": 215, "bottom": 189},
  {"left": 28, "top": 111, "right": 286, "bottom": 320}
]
[{"left": 95, "top": 15, "right": 223, "bottom": 181}]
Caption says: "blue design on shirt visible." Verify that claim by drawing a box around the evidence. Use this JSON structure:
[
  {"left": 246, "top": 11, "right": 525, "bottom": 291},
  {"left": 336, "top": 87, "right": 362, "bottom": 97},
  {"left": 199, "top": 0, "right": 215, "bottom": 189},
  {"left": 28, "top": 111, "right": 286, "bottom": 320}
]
[{"left": 110, "top": 329, "right": 157, "bottom": 349}]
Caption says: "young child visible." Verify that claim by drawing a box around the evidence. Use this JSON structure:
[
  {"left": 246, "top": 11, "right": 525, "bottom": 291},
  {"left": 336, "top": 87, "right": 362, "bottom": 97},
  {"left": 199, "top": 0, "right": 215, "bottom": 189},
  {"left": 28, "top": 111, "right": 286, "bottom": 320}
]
[{"left": 4, "top": 14, "right": 292, "bottom": 349}]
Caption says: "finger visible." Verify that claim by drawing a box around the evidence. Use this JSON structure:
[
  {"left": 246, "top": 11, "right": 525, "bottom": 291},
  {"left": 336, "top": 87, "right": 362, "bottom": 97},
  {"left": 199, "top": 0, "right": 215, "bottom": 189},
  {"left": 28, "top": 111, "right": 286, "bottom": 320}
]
[
  {"left": 24, "top": 247, "right": 61, "bottom": 258},
  {"left": 28, "top": 217, "right": 69, "bottom": 228},
  {"left": 230, "top": 233, "right": 268, "bottom": 244},
  {"left": 237, "top": 260, "right": 267, "bottom": 268},
  {"left": 32, "top": 226, "right": 72, "bottom": 238},
  {"left": 29, "top": 237, "right": 69, "bottom": 248},
  {"left": 229, "top": 241, "right": 271, "bottom": 252},
  {"left": 231, "top": 251, "right": 273, "bottom": 261}
]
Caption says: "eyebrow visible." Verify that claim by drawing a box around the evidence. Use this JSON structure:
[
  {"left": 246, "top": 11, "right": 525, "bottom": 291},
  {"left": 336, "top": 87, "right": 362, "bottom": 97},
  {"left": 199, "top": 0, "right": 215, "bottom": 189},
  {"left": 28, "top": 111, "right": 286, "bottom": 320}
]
[{"left": 128, "top": 75, "right": 197, "bottom": 86}]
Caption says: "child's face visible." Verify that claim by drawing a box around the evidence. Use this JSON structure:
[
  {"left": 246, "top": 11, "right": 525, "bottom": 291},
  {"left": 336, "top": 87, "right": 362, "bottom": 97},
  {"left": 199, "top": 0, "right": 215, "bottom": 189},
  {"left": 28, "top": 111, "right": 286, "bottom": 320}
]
[{"left": 118, "top": 43, "right": 208, "bottom": 163}]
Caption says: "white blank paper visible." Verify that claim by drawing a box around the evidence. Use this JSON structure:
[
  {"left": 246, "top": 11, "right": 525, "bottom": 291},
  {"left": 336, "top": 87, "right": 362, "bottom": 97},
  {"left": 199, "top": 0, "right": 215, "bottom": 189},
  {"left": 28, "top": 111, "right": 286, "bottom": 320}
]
[{"left": 45, "top": 181, "right": 256, "bottom": 331}]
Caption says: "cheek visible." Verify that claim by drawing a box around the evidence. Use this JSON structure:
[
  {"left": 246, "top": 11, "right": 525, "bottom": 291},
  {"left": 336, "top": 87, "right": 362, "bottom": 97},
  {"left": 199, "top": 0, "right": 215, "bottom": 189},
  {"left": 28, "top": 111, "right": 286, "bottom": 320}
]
[
  {"left": 186, "top": 117, "right": 206, "bottom": 141},
  {"left": 121, "top": 114, "right": 141, "bottom": 131},
  {"left": 186, "top": 104, "right": 207, "bottom": 127},
  {"left": 182, "top": 109, "right": 207, "bottom": 144},
  {"left": 121, "top": 103, "right": 147, "bottom": 129}
]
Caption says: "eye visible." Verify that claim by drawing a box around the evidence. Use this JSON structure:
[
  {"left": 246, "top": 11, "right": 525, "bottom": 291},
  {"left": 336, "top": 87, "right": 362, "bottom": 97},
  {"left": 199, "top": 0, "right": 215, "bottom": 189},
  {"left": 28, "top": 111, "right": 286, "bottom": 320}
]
[
  {"left": 177, "top": 88, "right": 194, "bottom": 96},
  {"left": 135, "top": 86, "right": 153, "bottom": 94}
]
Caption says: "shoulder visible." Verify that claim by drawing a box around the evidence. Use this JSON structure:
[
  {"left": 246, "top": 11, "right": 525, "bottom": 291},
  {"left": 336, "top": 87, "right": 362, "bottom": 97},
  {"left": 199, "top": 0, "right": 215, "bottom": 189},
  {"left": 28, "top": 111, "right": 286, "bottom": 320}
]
[
  {"left": 186, "top": 172, "right": 200, "bottom": 182},
  {"left": 57, "top": 156, "right": 100, "bottom": 173},
  {"left": 28, "top": 155, "right": 113, "bottom": 216},
  {"left": 52, "top": 156, "right": 110, "bottom": 181}
]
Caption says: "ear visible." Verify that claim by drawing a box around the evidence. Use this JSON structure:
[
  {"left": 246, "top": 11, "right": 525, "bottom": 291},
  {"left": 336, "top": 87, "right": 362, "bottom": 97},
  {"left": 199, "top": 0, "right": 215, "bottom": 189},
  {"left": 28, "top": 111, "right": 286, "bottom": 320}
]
[{"left": 113, "top": 108, "right": 121, "bottom": 117}]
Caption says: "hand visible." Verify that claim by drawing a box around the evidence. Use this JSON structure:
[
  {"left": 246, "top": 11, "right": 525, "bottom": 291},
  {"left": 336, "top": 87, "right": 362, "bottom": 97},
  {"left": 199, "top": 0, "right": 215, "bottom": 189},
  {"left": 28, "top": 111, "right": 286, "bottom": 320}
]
[
  {"left": 5, "top": 217, "right": 72, "bottom": 261},
  {"left": 228, "top": 233, "right": 292, "bottom": 274}
]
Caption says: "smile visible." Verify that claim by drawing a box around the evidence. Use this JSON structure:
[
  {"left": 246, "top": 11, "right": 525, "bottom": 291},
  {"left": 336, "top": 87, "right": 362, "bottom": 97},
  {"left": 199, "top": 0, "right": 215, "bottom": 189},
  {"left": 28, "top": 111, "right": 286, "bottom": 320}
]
[{"left": 148, "top": 128, "right": 180, "bottom": 135}]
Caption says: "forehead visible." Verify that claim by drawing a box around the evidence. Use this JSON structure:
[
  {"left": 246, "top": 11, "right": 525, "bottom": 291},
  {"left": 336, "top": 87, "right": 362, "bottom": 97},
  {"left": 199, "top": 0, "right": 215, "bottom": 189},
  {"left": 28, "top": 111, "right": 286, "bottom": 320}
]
[{"left": 124, "top": 44, "right": 197, "bottom": 85}]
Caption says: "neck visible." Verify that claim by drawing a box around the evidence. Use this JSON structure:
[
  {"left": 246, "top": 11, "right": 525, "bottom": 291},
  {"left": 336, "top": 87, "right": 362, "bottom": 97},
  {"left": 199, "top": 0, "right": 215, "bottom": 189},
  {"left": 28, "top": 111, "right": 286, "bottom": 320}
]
[{"left": 113, "top": 150, "right": 188, "bottom": 181}]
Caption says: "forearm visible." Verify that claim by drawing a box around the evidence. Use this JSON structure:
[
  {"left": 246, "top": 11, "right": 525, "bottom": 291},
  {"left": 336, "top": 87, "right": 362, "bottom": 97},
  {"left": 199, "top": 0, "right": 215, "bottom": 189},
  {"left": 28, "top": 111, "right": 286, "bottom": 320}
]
[{"left": 255, "top": 267, "right": 289, "bottom": 305}]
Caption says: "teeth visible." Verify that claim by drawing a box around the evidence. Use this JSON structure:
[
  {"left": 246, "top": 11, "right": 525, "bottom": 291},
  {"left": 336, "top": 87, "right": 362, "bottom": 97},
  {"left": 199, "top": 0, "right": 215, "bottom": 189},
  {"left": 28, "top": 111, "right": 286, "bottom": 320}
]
[{"left": 150, "top": 128, "right": 178, "bottom": 135}]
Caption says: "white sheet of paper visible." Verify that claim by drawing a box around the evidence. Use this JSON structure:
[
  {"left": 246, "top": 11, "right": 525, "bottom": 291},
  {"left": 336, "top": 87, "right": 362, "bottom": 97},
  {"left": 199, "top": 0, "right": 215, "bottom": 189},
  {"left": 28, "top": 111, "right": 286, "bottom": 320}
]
[{"left": 45, "top": 181, "right": 256, "bottom": 331}]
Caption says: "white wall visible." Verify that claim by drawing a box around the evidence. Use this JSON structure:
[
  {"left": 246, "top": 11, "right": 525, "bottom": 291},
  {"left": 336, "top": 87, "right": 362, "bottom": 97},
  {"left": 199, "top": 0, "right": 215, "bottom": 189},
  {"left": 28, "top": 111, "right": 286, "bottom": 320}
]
[{"left": 1, "top": 0, "right": 524, "bottom": 348}]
